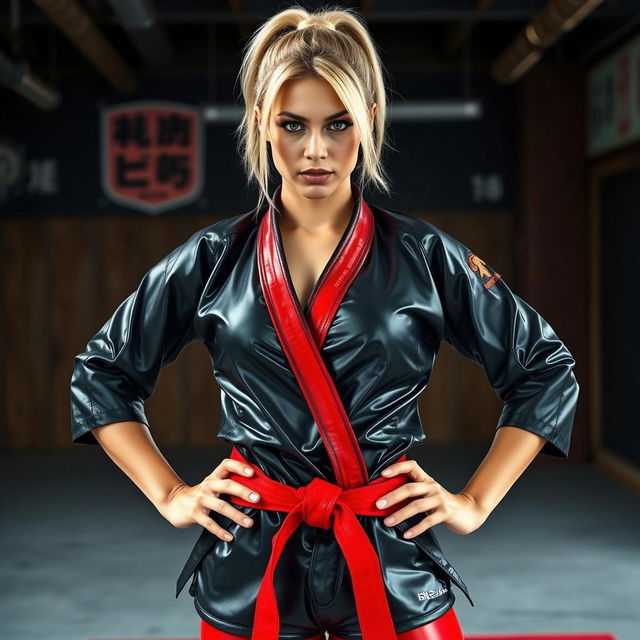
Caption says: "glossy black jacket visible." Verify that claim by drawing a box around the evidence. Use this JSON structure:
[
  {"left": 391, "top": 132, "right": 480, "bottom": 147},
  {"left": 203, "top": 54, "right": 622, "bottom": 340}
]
[{"left": 70, "top": 195, "right": 579, "bottom": 633}]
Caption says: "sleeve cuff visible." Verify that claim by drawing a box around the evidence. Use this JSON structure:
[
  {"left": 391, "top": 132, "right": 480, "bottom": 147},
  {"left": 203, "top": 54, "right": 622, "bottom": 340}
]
[
  {"left": 496, "top": 409, "right": 571, "bottom": 458},
  {"left": 71, "top": 406, "right": 149, "bottom": 445}
]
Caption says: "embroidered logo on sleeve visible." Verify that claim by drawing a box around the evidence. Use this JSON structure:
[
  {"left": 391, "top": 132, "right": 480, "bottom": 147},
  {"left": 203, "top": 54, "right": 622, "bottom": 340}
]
[{"left": 467, "top": 252, "right": 501, "bottom": 290}]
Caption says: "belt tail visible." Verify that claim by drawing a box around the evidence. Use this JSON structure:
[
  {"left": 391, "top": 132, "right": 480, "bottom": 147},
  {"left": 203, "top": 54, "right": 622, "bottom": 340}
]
[{"left": 333, "top": 505, "right": 398, "bottom": 640}]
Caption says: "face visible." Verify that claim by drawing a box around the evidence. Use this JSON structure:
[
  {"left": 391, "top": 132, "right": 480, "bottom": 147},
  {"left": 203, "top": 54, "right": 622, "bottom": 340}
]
[{"left": 255, "top": 75, "right": 376, "bottom": 200}]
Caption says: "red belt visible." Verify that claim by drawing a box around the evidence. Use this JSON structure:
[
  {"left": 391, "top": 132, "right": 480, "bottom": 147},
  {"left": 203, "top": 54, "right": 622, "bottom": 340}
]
[{"left": 228, "top": 445, "right": 413, "bottom": 640}]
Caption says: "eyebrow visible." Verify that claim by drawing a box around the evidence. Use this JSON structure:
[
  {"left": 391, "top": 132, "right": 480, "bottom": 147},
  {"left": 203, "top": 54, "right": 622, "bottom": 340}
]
[{"left": 275, "top": 110, "right": 349, "bottom": 122}]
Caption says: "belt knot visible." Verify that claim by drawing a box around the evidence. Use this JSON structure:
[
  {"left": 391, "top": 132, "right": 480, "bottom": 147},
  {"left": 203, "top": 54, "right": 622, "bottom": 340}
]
[{"left": 297, "top": 477, "right": 343, "bottom": 529}]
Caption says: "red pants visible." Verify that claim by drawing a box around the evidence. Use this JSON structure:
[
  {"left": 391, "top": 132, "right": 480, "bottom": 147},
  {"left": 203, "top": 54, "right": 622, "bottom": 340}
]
[{"left": 200, "top": 605, "right": 464, "bottom": 639}]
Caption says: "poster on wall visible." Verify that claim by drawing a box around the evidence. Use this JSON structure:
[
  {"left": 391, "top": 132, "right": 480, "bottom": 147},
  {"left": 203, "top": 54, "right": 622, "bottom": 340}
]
[
  {"left": 588, "top": 31, "right": 640, "bottom": 157},
  {"left": 101, "top": 101, "right": 203, "bottom": 214}
]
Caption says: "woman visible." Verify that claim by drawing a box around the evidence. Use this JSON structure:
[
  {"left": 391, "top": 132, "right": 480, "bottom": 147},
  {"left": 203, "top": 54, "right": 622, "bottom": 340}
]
[{"left": 70, "top": 5, "right": 579, "bottom": 640}]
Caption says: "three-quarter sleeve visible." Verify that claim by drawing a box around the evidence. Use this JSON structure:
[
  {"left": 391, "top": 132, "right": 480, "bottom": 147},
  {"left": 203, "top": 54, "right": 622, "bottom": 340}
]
[
  {"left": 422, "top": 223, "right": 579, "bottom": 458},
  {"left": 70, "top": 226, "right": 226, "bottom": 445}
]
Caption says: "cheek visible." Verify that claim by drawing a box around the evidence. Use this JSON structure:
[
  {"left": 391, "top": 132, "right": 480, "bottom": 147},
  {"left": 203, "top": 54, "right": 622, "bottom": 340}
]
[
  {"left": 270, "top": 135, "right": 296, "bottom": 166},
  {"left": 339, "top": 133, "right": 360, "bottom": 158},
  {"left": 336, "top": 137, "right": 361, "bottom": 169}
]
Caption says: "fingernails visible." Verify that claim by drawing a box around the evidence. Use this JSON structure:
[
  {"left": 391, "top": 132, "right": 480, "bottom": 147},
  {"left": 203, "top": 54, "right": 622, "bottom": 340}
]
[
  {"left": 376, "top": 499, "right": 387, "bottom": 508},
  {"left": 249, "top": 492, "right": 260, "bottom": 502},
  {"left": 384, "top": 516, "right": 395, "bottom": 525},
  {"left": 404, "top": 530, "right": 414, "bottom": 538},
  {"left": 224, "top": 533, "right": 233, "bottom": 541},
  {"left": 242, "top": 517, "right": 253, "bottom": 525},
  {"left": 245, "top": 467, "right": 254, "bottom": 475},
  {"left": 381, "top": 469, "right": 392, "bottom": 476}
]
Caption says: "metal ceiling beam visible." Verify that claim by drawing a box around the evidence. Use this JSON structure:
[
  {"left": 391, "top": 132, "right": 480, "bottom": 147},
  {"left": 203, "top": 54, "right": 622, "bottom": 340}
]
[
  {"left": 492, "top": 0, "right": 610, "bottom": 84},
  {"left": 31, "top": 0, "right": 137, "bottom": 93},
  {"left": 105, "top": 0, "right": 177, "bottom": 72}
]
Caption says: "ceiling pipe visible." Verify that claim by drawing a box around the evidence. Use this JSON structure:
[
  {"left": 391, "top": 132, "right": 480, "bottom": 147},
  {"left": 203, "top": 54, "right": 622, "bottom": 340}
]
[
  {"left": 32, "top": 0, "right": 137, "bottom": 94},
  {"left": 492, "top": 0, "right": 609, "bottom": 85},
  {"left": 0, "top": 48, "right": 61, "bottom": 110},
  {"left": 105, "top": 0, "right": 177, "bottom": 73}
]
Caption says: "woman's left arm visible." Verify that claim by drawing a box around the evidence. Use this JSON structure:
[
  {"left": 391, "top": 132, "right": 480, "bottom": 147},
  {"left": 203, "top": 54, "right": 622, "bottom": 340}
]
[
  {"left": 377, "top": 425, "right": 545, "bottom": 537},
  {"left": 458, "top": 425, "right": 546, "bottom": 522},
  {"left": 421, "top": 224, "right": 580, "bottom": 461},
  {"left": 374, "top": 224, "right": 580, "bottom": 538}
]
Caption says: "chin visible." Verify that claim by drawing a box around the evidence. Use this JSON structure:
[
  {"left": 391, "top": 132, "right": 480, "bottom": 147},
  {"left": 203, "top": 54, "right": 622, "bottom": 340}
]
[
  {"left": 295, "top": 179, "right": 338, "bottom": 197},
  {"left": 300, "top": 190, "right": 331, "bottom": 200}
]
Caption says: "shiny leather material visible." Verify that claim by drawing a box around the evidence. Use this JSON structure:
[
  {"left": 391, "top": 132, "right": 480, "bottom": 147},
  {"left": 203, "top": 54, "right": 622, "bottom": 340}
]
[{"left": 70, "top": 186, "right": 579, "bottom": 637}]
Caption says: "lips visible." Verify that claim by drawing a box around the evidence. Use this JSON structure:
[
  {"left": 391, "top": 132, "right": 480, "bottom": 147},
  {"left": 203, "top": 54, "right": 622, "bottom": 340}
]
[{"left": 301, "top": 170, "right": 332, "bottom": 175}]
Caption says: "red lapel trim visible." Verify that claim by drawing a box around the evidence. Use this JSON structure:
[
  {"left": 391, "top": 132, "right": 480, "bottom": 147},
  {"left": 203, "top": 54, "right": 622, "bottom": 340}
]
[
  {"left": 257, "top": 185, "right": 374, "bottom": 488},
  {"left": 306, "top": 195, "right": 374, "bottom": 347}
]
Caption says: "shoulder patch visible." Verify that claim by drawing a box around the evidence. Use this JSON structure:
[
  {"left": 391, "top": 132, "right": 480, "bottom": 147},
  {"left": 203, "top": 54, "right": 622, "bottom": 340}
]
[{"left": 466, "top": 252, "right": 501, "bottom": 290}]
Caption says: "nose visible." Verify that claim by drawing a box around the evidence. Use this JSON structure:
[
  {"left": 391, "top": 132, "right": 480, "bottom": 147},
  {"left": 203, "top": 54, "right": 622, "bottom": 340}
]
[{"left": 304, "top": 128, "right": 328, "bottom": 159}]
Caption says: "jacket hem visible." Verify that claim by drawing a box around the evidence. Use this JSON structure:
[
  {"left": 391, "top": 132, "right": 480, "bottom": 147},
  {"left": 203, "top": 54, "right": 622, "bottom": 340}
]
[
  {"left": 329, "top": 593, "right": 456, "bottom": 638},
  {"left": 193, "top": 590, "right": 456, "bottom": 638},
  {"left": 193, "top": 595, "right": 322, "bottom": 639}
]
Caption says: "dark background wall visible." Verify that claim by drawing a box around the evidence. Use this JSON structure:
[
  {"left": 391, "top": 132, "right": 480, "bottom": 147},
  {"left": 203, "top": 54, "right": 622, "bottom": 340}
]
[{"left": 2, "top": 0, "right": 635, "bottom": 458}]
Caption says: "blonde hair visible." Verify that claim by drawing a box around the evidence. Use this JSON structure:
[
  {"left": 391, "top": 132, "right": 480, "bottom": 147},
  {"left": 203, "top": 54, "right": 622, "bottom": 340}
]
[{"left": 233, "top": 3, "right": 395, "bottom": 215}]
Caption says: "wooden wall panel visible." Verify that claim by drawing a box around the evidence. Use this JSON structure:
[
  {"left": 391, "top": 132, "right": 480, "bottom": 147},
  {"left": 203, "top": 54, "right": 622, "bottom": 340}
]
[
  {"left": 3, "top": 219, "right": 50, "bottom": 448},
  {"left": 50, "top": 216, "right": 91, "bottom": 447}
]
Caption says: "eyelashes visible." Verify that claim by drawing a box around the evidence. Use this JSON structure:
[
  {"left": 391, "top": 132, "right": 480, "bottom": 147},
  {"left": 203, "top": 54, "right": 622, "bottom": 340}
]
[{"left": 278, "top": 119, "right": 353, "bottom": 133}]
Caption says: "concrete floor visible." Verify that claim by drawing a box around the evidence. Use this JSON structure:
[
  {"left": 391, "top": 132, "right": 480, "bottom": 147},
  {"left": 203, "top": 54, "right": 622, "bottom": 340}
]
[{"left": 1, "top": 441, "right": 638, "bottom": 640}]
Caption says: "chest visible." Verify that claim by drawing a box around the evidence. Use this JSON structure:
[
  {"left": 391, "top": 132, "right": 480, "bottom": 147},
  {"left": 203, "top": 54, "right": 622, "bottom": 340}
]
[
  {"left": 279, "top": 226, "right": 346, "bottom": 311},
  {"left": 197, "top": 229, "right": 446, "bottom": 380}
]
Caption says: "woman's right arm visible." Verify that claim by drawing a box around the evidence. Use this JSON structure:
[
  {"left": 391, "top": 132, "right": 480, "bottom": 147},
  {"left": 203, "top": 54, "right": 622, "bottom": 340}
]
[
  {"left": 70, "top": 227, "right": 260, "bottom": 540},
  {"left": 90, "top": 419, "right": 262, "bottom": 539},
  {"left": 90, "top": 420, "right": 188, "bottom": 516},
  {"left": 70, "top": 228, "right": 216, "bottom": 445}
]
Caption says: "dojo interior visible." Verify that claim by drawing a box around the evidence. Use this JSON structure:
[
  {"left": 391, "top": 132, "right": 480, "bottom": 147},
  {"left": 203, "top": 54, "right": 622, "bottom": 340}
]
[{"left": 1, "top": 1, "right": 639, "bottom": 639}]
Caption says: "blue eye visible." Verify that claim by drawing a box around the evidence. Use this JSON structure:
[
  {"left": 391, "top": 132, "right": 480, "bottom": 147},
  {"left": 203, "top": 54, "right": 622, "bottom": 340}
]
[
  {"left": 329, "top": 119, "right": 352, "bottom": 131},
  {"left": 282, "top": 121, "right": 303, "bottom": 132},
  {"left": 279, "top": 119, "right": 353, "bottom": 133}
]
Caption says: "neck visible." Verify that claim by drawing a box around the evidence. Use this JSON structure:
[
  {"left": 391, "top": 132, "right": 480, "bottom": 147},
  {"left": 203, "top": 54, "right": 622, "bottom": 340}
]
[{"left": 276, "top": 178, "right": 356, "bottom": 232}]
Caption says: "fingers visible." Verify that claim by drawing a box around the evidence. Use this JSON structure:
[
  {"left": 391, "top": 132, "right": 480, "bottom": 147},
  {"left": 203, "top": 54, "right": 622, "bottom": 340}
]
[
  {"left": 381, "top": 495, "right": 440, "bottom": 534},
  {"left": 197, "top": 458, "right": 262, "bottom": 542},
  {"left": 380, "top": 459, "right": 431, "bottom": 482},
  {"left": 211, "top": 476, "right": 261, "bottom": 504},
  {"left": 375, "top": 479, "right": 434, "bottom": 510},
  {"left": 375, "top": 469, "right": 444, "bottom": 537},
  {"left": 211, "top": 457, "right": 257, "bottom": 480},
  {"left": 208, "top": 457, "right": 261, "bottom": 504},
  {"left": 400, "top": 512, "right": 441, "bottom": 539},
  {"left": 199, "top": 496, "right": 257, "bottom": 540},
  {"left": 194, "top": 507, "right": 241, "bottom": 542}
]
